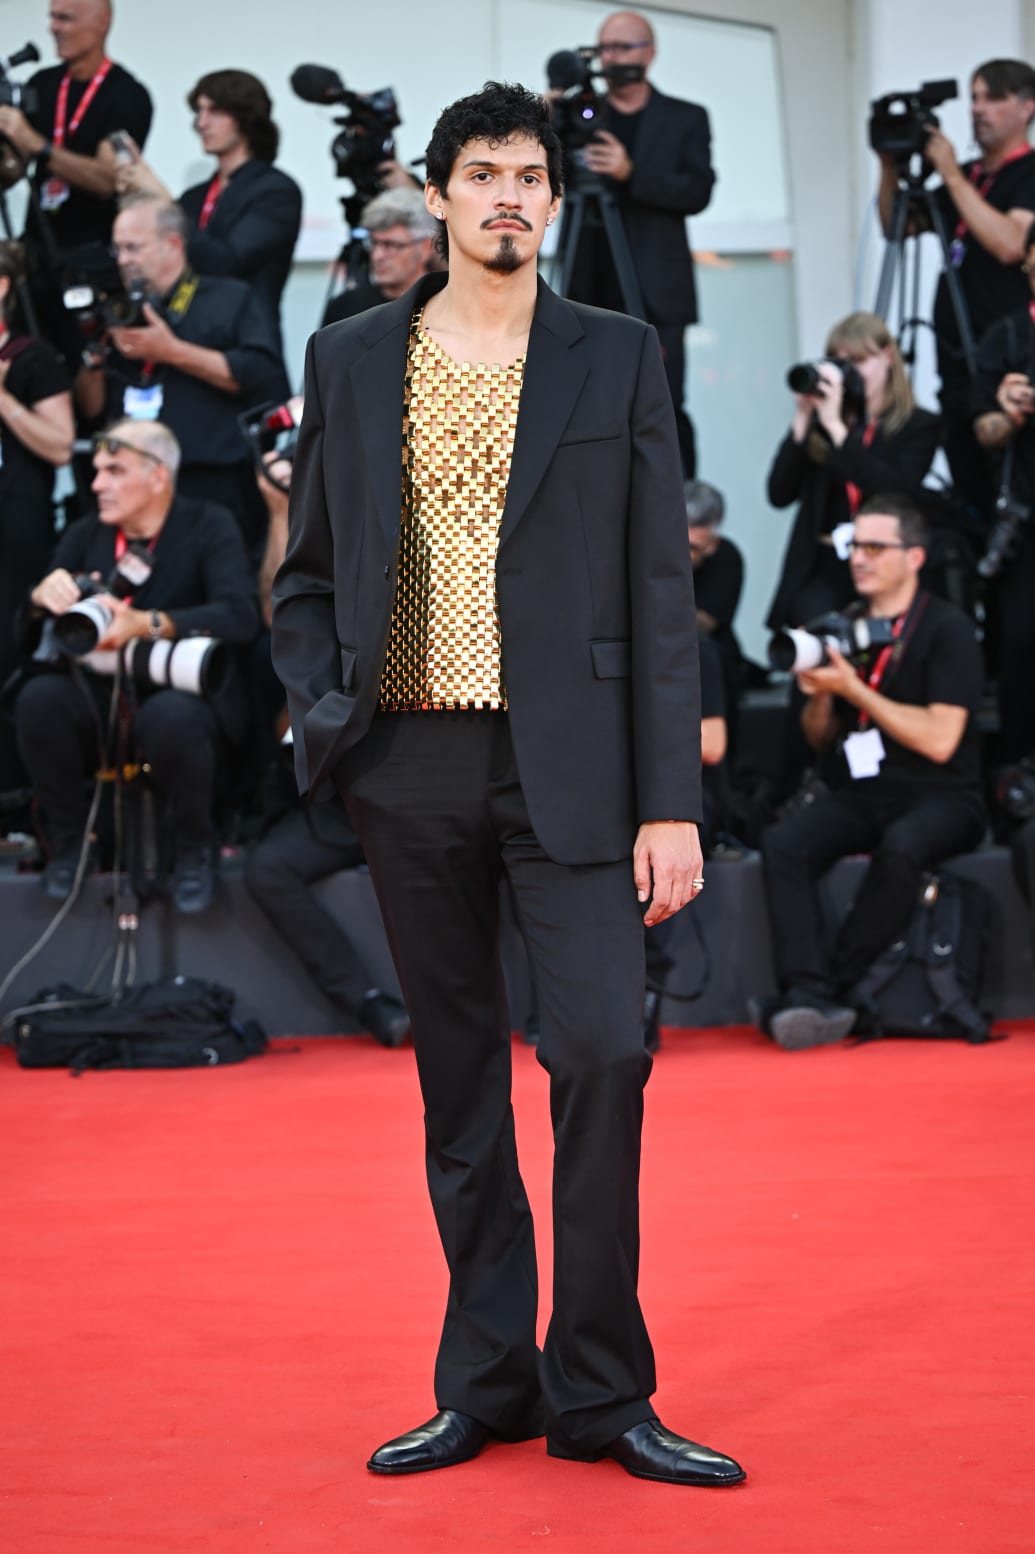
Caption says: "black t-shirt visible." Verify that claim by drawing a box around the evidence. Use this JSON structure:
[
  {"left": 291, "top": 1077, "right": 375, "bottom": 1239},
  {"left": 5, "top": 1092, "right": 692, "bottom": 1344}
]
[
  {"left": 971, "top": 303, "right": 1035, "bottom": 496},
  {"left": 693, "top": 536, "right": 743, "bottom": 632},
  {"left": 321, "top": 282, "right": 387, "bottom": 328},
  {"left": 933, "top": 151, "right": 1035, "bottom": 388},
  {"left": 833, "top": 592, "right": 983, "bottom": 794},
  {"left": 24, "top": 61, "right": 153, "bottom": 254},
  {"left": 0, "top": 335, "right": 69, "bottom": 525}
]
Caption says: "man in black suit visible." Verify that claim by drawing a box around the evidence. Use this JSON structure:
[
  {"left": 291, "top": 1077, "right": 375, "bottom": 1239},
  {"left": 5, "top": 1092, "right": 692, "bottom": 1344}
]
[
  {"left": 272, "top": 82, "right": 743, "bottom": 1489},
  {"left": 564, "top": 9, "right": 715, "bottom": 475}
]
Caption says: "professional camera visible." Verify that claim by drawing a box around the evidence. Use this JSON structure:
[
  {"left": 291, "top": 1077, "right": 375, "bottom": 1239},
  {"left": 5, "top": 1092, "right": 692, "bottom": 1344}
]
[
  {"left": 978, "top": 485, "right": 1032, "bottom": 579},
  {"left": 51, "top": 544, "right": 155, "bottom": 657},
  {"left": 0, "top": 42, "right": 40, "bottom": 113},
  {"left": 240, "top": 397, "right": 303, "bottom": 465},
  {"left": 121, "top": 636, "right": 230, "bottom": 699},
  {"left": 787, "top": 359, "right": 866, "bottom": 422},
  {"left": 62, "top": 248, "right": 149, "bottom": 361},
  {"left": 768, "top": 610, "right": 897, "bottom": 674},
  {"left": 290, "top": 64, "right": 400, "bottom": 198},
  {"left": 546, "top": 48, "right": 609, "bottom": 154},
  {"left": 869, "top": 78, "right": 958, "bottom": 165}
]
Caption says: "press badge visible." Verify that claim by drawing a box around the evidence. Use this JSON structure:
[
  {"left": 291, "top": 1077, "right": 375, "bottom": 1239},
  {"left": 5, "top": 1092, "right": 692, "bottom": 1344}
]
[
  {"left": 39, "top": 177, "right": 69, "bottom": 210},
  {"left": 844, "top": 728, "right": 885, "bottom": 780},
  {"left": 123, "top": 383, "right": 164, "bottom": 420}
]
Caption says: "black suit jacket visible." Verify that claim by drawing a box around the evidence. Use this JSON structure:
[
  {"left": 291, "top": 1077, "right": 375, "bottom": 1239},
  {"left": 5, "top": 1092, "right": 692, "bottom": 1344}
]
[
  {"left": 271, "top": 272, "right": 702, "bottom": 866},
  {"left": 616, "top": 88, "right": 715, "bottom": 327}
]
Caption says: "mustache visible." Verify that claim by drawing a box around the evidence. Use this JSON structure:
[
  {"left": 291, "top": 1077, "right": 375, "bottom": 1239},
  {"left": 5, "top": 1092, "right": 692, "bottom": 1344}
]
[{"left": 481, "top": 213, "right": 532, "bottom": 231}]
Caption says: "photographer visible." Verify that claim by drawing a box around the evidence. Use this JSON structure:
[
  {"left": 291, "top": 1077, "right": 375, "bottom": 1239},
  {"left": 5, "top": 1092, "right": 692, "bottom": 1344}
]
[
  {"left": 0, "top": 0, "right": 152, "bottom": 368},
  {"left": 15, "top": 418, "right": 259, "bottom": 910},
  {"left": 75, "top": 195, "right": 285, "bottom": 553},
  {"left": 755, "top": 496, "right": 986, "bottom": 1050},
  {"left": 0, "top": 239, "right": 74, "bottom": 794},
  {"left": 561, "top": 9, "right": 714, "bottom": 476},
  {"left": 321, "top": 188, "right": 437, "bottom": 326},
  {"left": 877, "top": 60, "right": 1035, "bottom": 513},
  {"left": 114, "top": 69, "right": 302, "bottom": 369}
]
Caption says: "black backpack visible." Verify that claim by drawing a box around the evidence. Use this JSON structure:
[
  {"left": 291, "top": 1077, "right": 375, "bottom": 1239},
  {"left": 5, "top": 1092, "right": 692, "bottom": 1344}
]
[
  {"left": 8, "top": 976, "right": 268, "bottom": 1073},
  {"left": 850, "top": 872, "right": 1001, "bottom": 1044}
]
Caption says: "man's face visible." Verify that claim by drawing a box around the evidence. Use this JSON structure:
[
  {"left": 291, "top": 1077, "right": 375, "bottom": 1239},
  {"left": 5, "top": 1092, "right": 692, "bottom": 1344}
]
[
  {"left": 428, "top": 135, "right": 560, "bottom": 275},
  {"left": 192, "top": 95, "right": 245, "bottom": 159},
  {"left": 849, "top": 514, "right": 915, "bottom": 598},
  {"left": 112, "top": 207, "right": 177, "bottom": 291},
  {"left": 597, "top": 12, "right": 655, "bottom": 81},
  {"left": 687, "top": 524, "right": 719, "bottom": 569},
  {"left": 91, "top": 438, "right": 165, "bottom": 528},
  {"left": 971, "top": 76, "right": 1034, "bottom": 152},
  {"left": 50, "top": 1, "right": 108, "bottom": 66},
  {"left": 367, "top": 223, "right": 431, "bottom": 297}
]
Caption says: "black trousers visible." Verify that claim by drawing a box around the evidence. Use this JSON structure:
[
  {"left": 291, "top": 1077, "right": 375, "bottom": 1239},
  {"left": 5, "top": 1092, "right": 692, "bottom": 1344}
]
[
  {"left": 761, "top": 784, "right": 986, "bottom": 995},
  {"left": 245, "top": 804, "right": 375, "bottom": 1019},
  {"left": 338, "top": 711, "right": 655, "bottom": 1452},
  {"left": 15, "top": 671, "right": 222, "bottom": 852},
  {"left": 993, "top": 528, "right": 1035, "bottom": 763},
  {"left": 655, "top": 322, "right": 696, "bottom": 478}
]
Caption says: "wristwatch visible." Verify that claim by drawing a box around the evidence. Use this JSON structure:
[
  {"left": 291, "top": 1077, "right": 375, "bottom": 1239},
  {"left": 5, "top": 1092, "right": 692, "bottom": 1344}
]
[
  {"left": 36, "top": 140, "right": 53, "bottom": 171},
  {"left": 148, "top": 610, "right": 163, "bottom": 640}
]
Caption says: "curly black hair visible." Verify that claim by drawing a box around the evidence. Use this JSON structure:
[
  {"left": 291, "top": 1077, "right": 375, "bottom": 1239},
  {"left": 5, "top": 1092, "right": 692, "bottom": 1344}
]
[
  {"left": 188, "top": 69, "right": 279, "bottom": 163},
  {"left": 424, "top": 81, "right": 562, "bottom": 258}
]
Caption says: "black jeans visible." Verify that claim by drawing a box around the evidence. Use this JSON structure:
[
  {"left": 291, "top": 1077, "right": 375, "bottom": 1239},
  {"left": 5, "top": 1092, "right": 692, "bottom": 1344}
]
[
  {"left": 761, "top": 783, "right": 987, "bottom": 996},
  {"left": 16, "top": 670, "right": 222, "bottom": 853},
  {"left": 244, "top": 803, "right": 376, "bottom": 1019}
]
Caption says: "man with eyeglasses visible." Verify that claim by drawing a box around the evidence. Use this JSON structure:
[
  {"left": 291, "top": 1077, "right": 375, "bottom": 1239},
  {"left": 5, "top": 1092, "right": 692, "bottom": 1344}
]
[
  {"left": 15, "top": 417, "right": 259, "bottom": 910},
  {"left": 563, "top": 9, "right": 714, "bottom": 476},
  {"left": 322, "top": 188, "right": 438, "bottom": 327},
  {"left": 754, "top": 494, "right": 986, "bottom": 1049}
]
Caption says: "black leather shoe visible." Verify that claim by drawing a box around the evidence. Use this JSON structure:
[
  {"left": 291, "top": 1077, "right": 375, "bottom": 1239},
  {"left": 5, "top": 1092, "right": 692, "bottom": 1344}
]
[
  {"left": 359, "top": 990, "right": 411, "bottom": 1048},
  {"left": 172, "top": 847, "right": 215, "bottom": 915},
  {"left": 549, "top": 1416, "right": 745, "bottom": 1486},
  {"left": 367, "top": 1409, "right": 491, "bottom": 1474}
]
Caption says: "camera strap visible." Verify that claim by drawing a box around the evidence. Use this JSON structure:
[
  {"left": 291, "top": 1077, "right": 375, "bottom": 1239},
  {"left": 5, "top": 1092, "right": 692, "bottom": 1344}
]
[
  {"left": 138, "top": 270, "right": 199, "bottom": 381},
  {"left": 855, "top": 591, "right": 928, "bottom": 730},
  {"left": 950, "top": 143, "right": 1033, "bottom": 263}
]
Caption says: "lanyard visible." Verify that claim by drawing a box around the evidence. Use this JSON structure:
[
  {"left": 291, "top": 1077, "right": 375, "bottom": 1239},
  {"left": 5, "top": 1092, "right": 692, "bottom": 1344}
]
[
  {"left": 52, "top": 59, "right": 113, "bottom": 147},
  {"left": 197, "top": 174, "right": 222, "bottom": 231},
  {"left": 952, "top": 142, "right": 1033, "bottom": 246},
  {"left": 140, "top": 270, "right": 200, "bottom": 379},
  {"left": 845, "top": 420, "right": 878, "bottom": 518},
  {"left": 854, "top": 593, "right": 928, "bottom": 730}
]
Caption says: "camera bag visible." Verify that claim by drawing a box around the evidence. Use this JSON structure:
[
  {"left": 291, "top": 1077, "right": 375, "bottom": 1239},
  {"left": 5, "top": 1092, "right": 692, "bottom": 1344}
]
[
  {"left": 9, "top": 976, "right": 267, "bottom": 1073},
  {"left": 849, "top": 871, "right": 1000, "bottom": 1044}
]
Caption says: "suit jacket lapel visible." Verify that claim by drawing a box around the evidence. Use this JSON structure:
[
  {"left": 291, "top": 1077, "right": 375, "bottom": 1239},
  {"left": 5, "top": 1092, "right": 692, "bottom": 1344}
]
[{"left": 499, "top": 279, "right": 586, "bottom": 548}]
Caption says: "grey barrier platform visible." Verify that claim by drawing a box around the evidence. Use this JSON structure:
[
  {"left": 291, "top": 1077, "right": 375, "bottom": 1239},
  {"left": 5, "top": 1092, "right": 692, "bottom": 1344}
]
[{"left": 2, "top": 847, "right": 1032, "bottom": 1034}]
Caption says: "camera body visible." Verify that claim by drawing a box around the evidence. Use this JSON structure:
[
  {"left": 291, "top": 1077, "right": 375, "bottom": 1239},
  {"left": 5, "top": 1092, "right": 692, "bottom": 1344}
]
[
  {"left": 290, "top": 65, "right": 400, "bottom": 199},
  {"left": 787, "top": 358, "right": 867, "bottom": 423},
  {"left": 869, "top": 78, "right": 958, "bottom": 164},
  {"left": 768, "top": 611, "right": 897, "bottom": 674},
  {"left": 0, "top": 78, "right": 36, "bottom": 113},
  {"left": 239, "top": 397, "right": 303, "bottom": 469},
  {"left": 51, "top": 543, "right": 155, "bottom": 658},
  {"left": 546, "top": 48, "right": 609, "bottom": 155}
]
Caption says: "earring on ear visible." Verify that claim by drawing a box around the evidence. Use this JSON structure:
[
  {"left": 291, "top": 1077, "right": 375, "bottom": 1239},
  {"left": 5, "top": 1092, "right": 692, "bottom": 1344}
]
[
  {"left": 546, "top": 216, "right": 555, "bottom": 225},
  {"left": 434, "top": 211, "right": 444, "bottom": 219}
]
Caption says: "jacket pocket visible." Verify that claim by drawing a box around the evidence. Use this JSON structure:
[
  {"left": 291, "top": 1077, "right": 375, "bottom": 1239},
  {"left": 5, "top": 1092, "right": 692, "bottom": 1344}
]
[
  {"left": 590, "top": 638, "right": 631, "bottom": 678},
  {"left": 340, "top": 645, "right": 359, "bottom": 691}
]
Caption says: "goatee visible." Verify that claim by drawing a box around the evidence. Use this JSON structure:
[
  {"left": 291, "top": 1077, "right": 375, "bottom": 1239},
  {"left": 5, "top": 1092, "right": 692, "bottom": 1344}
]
[{"left": 484, "top": 234, "right": 522, "bottom": 274}]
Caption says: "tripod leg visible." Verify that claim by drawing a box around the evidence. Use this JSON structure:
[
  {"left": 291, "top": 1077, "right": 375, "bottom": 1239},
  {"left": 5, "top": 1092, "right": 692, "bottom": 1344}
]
[
  {"left": 597, "top": 192, "right": 646, "bottom": 319},
  {"left": 926, "top": 193, "right": 977, "bottom": 377},
  {"left": 874, "top": 188, "right": 911, "bottom": 321},
  {"left": 555, "top": 194, "right": 586, "bottom": 298}
]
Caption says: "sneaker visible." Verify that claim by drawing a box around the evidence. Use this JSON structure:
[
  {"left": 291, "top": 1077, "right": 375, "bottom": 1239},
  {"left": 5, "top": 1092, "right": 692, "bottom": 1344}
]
[
  {"left": 359, "top": 991, "right": 411, "bottom": 1048},
  {"left": 769, "top": 990, "right": 857, "bottom": 1051}
]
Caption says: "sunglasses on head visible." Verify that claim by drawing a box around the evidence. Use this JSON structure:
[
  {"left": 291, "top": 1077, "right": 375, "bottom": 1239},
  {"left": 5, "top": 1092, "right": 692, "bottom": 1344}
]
[{"left": 92, "top": 434, "right": 164, "bottom": 466}]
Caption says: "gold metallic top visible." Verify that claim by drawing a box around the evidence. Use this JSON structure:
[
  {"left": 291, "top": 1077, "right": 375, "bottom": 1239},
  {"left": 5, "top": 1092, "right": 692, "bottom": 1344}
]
[{"left": 379, "top": 308, "right": 525, "bottom": 711}]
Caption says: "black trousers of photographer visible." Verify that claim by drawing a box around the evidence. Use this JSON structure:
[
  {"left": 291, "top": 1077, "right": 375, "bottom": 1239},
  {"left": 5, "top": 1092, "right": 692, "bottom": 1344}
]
[
  {"left": 993, "top": 528, "right": 1035, "bottom": 764},
  {"left": 15, "top": 671, "right": 222, "bottom": 855},
  {"left": 761, "top": 784, "right": 986, "bottom": 996}
]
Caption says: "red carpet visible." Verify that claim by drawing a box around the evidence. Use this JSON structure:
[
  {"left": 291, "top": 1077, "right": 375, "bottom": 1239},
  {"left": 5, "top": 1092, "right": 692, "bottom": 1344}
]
[{"left": 2, "top": 1025, "right": 1033, "bottom": 1554}]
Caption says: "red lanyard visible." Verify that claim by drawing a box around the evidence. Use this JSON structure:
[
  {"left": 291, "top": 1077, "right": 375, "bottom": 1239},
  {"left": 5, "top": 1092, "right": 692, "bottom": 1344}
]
[
  {"left": 197, "top": 174, "right": 222, "bottom": 231},
  {"left": 53, "top": 59, "right": 112, "bottom": 147},
  {"left": 855, "top": 610, "right": 910, "bottom": 730},
  {"left": 953, "top": 142, "right": 1033, "bottom": 244},
  {"left": 845, "top": 420, "right": 878, "bottom": 517}
]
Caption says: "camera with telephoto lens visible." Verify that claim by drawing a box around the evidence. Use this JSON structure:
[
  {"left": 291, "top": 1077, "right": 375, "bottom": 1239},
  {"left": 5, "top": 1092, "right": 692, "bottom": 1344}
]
[
  {"left": 978, "top": 485, "right": 1032, "bottom": 579},
  {"left": 787, "top": 359, "right": 866, "bottom": 423},
  {"left": 51, "top": 543, "right": 156, "bottom": 658},
  {"left": 869, "top": 78, "right": 958, "bottom": 166},
  {"left": 768, "top": 610, "right": 897, "bottom": 674},
  {"left": 0, "top": 42, "right": 40, "bottom": 113},
  {"left": 290, "top": 64, "right": 400, "bottom": 199},
  {"left": 545, "top": 47, "right": 609, "bottom": 156},
  {"left": 62, "top": 248, "right": 149, "bottom": 361}
]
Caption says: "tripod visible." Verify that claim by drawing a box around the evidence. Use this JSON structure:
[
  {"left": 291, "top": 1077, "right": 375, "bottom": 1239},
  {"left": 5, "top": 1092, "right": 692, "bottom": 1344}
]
[
  {"left": 551, "top": 165, "right": 646, "bottom": 319},
  {"left": 875, "top": 169, "right": 977, "bottom": 379}
]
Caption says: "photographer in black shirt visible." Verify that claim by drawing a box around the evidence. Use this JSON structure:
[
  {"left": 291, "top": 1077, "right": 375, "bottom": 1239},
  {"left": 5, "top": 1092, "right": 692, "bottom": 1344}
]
[
  {"left": 75, "top": 195, "right": 285, "bottom": 552},
  {"left": 0, "top": 0, "right": 152, "bottom": 368},
  {"left": 756, "top": 496, "right": 986, "bottom": 1049},
  {"left": 116, "top": 69, "right": 302, "bottom": 369},
  {"left": 877, "top": 59, "right": 1035, "bottom": 515}
]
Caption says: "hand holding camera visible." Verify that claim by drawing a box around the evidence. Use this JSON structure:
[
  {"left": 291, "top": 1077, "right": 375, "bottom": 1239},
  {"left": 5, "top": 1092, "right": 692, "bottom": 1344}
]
[
  {"left": 30, "top": 566, "right": 89, "bottom": 618},
  {"left": 996, "top": 371, "right": 1035, "bottom": 427},
  {"left": 110, "top": 302, "right": 179, "bottom": 365}
]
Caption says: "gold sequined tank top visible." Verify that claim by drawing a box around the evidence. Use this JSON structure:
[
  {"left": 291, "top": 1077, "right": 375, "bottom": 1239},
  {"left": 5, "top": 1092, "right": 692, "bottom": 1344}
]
[{"left": 379, "top": 308, "right": 526, "bottom": 711}]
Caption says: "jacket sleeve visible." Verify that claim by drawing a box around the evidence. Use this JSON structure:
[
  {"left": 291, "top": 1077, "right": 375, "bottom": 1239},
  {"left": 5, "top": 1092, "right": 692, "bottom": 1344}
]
[
  {"left": 222, "top": 285, "right": 287, "bottom": 399},
  {"left": 628, "top": 325, "right": 703, "bottom": 824},
  {"left": 627, "top": 103, "right": 715, "bottom": 216},
  {"left": 186, "top": 177, "right": 302, "bottom": 279},
  {"left": 825, "top": 412, "right": 940, "bottom": 497},
  {"left": 767, "top": 432, "right": 810, "bottom": 507},
  {"left": 270, "top": 333, "right": 344, "bottom": 797},
  {"left": 165, "top": 507, "right": 260, "bottom": 643}
]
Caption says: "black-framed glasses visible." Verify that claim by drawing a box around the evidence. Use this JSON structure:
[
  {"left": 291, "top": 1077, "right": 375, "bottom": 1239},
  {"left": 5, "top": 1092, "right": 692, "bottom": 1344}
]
[
  {"left": 598, "top": 40, "right": 652, "bottom": 54},
  {"left": 365, "top": 235, "right": 423, "bottom": 253},
  {"left": 93, "top": 434, "right": 164, "bottom": 466},
  {"left": 847, "top": 539, "right": 907, "bottom": 557}
]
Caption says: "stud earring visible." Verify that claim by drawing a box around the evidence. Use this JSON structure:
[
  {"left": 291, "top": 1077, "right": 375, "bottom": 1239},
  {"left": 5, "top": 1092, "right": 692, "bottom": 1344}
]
[{"left": 434, "top": 211, "right": 444, "bottom": 219}]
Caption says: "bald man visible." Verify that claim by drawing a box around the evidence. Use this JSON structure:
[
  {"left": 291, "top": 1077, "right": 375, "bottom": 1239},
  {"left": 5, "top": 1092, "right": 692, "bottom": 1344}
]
[
  {"left": 0, "top": 0, "right": 153, "bottom": 365},
  {"left": 565, "top": 9, "right": 714, "bottom": 476}
]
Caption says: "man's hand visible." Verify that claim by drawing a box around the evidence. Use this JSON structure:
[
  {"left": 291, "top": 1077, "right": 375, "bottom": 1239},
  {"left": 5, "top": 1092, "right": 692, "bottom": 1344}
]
[
  {"left": 996, "top": 371, "right": 1035, "bottom": 427},
  {"left": 582, "top": 130, "right": 633, "bottom": 182},
  {"left": 0, "top": 106, "right": 44, "bottom": 158},
  {"left": 94, "top": 597, "right": 150, "bottom": 651},
  {"left": 31, "top": 567, "right": 85, "bottom": 616},
  {"left": 924, "top": 128, "right": 961, "bottom": 183},
  {"left": 111, "top": 303, "right": 179, "bottom": 367},
  {"left": 797, "top": 644, "right": 859, "bottom": 702},
  {"left": 633, "top": 820, "right": 703, "bottom": 927},
  {"left": 113, "top": 144, "right": 170, "bottom": 201}
]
